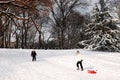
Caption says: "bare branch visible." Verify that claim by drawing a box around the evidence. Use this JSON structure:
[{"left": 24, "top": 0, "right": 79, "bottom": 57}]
[
  {"left": 0, "top": 11, "right": 28, "bottom": 20},
  {"left": 31, "top": 17, "right": 41, "bottom": 32}
]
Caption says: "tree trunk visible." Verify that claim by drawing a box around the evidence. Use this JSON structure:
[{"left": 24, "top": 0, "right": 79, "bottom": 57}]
[
  {"left": 16, "top": 34, "right": 19, "bottom": 48},
  {"left": 21, "top": 12, "right": 26, "bottom": 49},
  {"left": 8, "top": 23, "right": 11, "bottom": 48},
  {"left": 24, "top": 27, "right": 27, "bottom": 48},
  {"left": 1, "top": 33, "right": 4, "bottom": 48},
  {"left": 59, "top": 29, "right": 64, "bottom": 49},
  {"left": 39, "top": 31, "right": 42, "bottom": 48}
]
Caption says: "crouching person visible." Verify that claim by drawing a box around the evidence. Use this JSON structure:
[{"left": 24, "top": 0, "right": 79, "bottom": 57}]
[{"left": 76, "top": 50, "right": 83, "bottom": 71}]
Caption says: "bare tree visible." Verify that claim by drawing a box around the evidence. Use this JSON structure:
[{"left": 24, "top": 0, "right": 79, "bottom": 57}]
[
  {"left": 48, "top": 0, "right": 87, "bottom": 49},
  {"left": 65, "top": 11, "right": 85, "bottom": 48},
  {"left": 0, "top": 0, "right": 52, "bottom": 48}
]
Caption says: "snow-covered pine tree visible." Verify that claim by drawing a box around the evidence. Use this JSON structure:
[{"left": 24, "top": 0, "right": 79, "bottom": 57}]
[{"left": 78, "top": 0, "right": 120, "bottom": 52}]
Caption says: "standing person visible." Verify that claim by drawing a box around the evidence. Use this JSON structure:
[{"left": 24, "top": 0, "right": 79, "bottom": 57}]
[
  {"left": 76, "top": 50, "right": 83, "bottom": 71},
  {"left": 31, "top": 50, "right": 37, "bottom": 61}
]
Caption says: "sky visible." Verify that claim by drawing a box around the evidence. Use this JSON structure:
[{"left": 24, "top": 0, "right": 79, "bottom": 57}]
[{"left": 76, "top": 0, "right": 98, "bottom": 14}]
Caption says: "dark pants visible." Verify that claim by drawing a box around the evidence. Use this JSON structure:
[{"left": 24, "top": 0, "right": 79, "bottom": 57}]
[
  {"left": 76, "top": 60, "right": 83, "bottom": 71},
  {"left": 32, "top": 56, "right": 36, "bottom": 61}
]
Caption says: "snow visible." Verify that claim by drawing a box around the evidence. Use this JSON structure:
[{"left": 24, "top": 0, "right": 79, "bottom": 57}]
[{"left": 0, "top": 49, "right": 120, "bottom": 80}]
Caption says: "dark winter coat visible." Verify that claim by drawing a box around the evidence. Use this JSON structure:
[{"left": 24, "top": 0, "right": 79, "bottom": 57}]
[{"left": 31, "top": 51, "right": 37, "bottom": 57}]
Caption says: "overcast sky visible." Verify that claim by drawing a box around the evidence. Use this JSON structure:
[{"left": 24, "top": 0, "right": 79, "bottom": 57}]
[{"left": 75, "top": 0, "right": 99, "bottom": 14}]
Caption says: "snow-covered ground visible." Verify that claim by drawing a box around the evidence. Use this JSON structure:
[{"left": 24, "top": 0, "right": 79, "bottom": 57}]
[{"left": 0, "top": 49, "right": 120, "bottom": 80}]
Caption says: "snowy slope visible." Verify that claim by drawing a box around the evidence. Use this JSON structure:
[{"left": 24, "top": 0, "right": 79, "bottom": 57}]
[{"left": 0, "top": 49, "right": 120, "bottom": 80}]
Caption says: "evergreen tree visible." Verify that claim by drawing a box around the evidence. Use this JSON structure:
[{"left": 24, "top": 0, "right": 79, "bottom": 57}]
[{"left": 78, "top": 0, "right": 120, "bottom": 52}]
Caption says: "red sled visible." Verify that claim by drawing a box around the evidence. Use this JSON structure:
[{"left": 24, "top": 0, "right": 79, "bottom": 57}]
[{"left": 87, "top": 70, "right": 97, "bottom": 74}]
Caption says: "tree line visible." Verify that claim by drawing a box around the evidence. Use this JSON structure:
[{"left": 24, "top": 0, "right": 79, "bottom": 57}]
[{"left": 0, "top": 0, "right": 120, "bottom": 51}]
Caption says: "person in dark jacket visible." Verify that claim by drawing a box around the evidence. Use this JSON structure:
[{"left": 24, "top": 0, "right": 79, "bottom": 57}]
[{"left": 31, "top": 50, "right": 37, "bottom": 61}]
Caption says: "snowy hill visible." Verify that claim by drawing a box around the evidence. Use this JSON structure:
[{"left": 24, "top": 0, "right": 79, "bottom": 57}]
[{"left": 0, "top": 49, "right": 120, "bottom": 80}]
